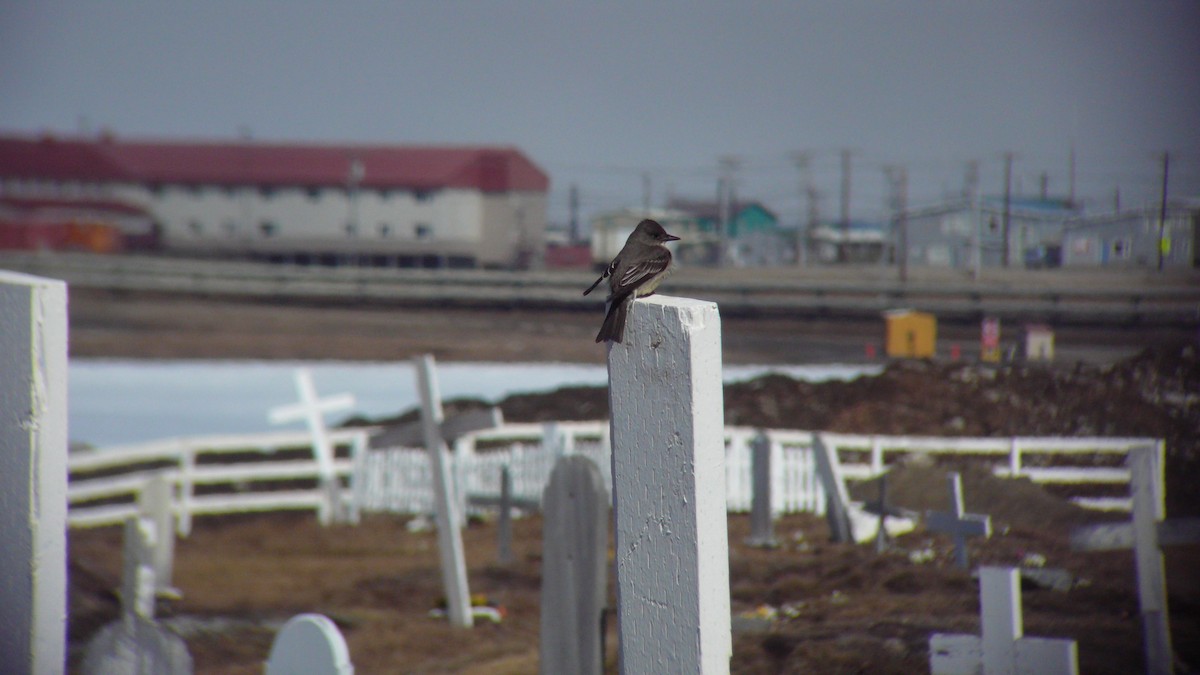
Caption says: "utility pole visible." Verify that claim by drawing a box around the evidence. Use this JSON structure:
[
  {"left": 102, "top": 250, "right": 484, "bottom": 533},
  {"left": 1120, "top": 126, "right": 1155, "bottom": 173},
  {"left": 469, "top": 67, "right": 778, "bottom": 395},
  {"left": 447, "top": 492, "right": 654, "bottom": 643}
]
[
  {"left": 790, "top": 151, "right": 815, "bottom": 266},
  {"left": 963, "top": 160, "right": 980, "bottom": 203},
  {"left": 1157, "top": 152, "right": 1170, "bottom": 272},
  {"left": 568, "top": 183, "right": 581, "bottom": 243},
  {"left": 886, "top": 165, "right": 909, "bottom": 283},
  {"left": 839, "top": 148, "right": 853, "bottom": 234},
  {"left": 717, "top": 156, "right": 740, "bottom": 267},
  {"left": 1002, "top": 152, "right": 1013, "bottom": 268},
  {"left": 1068, "top": 144, "right": 1077, "bottom": 208}
]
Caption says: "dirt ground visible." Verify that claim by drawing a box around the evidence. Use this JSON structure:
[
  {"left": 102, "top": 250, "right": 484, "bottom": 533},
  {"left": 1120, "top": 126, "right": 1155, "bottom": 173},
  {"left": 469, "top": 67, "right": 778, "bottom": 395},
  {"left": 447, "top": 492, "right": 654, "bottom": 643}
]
[{"left": 64, "top": 292, "right": 1200, "bottom": 673}]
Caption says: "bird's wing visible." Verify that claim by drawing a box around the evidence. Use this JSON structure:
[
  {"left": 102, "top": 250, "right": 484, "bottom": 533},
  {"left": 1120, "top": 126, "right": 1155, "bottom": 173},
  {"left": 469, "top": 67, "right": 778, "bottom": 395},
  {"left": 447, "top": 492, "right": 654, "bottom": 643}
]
[
  {"left": 582, "top": 259, "right": 617, "bottom": 296},
  {"left": 612, "top": 248, "right": 671, "bottom": 296}
]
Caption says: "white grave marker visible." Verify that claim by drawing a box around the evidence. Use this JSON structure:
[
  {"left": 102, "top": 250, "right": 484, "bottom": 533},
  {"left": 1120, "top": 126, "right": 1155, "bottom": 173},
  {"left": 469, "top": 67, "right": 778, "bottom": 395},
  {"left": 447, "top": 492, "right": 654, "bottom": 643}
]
[
  {"left": 1071, "top": 444, "right": 1199, "bottom": 675},
  {"left": 930, "top": 566, "right": 1078, "bottom": 675},
  {"left": 268, "top": 368, "right": 356, "bottom": 524},
  {"left": 414, "top": 355, "right": 473, "bottom": 628},
  {"left": 606, "top": 295, "right": 731, "bottom": 674},
  {"left": 265, "top": 613, "right": 354, "bottom": 675},
  {"left": 926, "top": 472, "right": 991, "bottom": 569},
  {"left": 81, "top": 517, "right": 193, "bottom": 675},
  {"left": 0, "top": 270, "right": 68, "bottom": 675},
  {"left": 138, "top": 473, "right": 178, "bottom": 597}
]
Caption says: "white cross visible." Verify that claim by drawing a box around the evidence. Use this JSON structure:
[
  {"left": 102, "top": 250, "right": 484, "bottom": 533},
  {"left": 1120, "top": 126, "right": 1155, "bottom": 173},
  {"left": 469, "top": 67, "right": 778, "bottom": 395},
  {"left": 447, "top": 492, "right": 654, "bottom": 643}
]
[
  {"left": 930, "top": 566, "right": 1078, "bottom": 675},
  {"left": 268, "top": 369, "right": 355, "bottom": 481},
  {"left": 268, "top": 369, "right": 355, "bottom": 524},
  {"left": 926, "top": 472, "right": 991, "bottom": 568}
]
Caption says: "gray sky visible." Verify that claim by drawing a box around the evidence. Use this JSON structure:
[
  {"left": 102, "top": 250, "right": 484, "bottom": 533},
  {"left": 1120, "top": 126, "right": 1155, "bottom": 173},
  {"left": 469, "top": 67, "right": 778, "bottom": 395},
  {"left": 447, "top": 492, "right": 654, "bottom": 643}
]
[{"left": 2, "top": 0, "right": 1198, "bottom": 226}]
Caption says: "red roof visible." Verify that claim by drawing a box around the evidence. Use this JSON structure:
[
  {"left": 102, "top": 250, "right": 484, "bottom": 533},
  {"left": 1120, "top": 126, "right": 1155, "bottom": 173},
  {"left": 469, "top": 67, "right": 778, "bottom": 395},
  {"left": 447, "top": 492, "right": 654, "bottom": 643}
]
[{"left": 0, "top": 133, "right": 549, "bottom": 193}]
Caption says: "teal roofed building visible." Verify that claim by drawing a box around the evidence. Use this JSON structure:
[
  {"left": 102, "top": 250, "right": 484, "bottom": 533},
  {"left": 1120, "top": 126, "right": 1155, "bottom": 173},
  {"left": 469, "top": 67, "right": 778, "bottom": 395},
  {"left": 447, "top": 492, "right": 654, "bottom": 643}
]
[{"left": 666, "top": 198, "right": 789, "bottom": 266}]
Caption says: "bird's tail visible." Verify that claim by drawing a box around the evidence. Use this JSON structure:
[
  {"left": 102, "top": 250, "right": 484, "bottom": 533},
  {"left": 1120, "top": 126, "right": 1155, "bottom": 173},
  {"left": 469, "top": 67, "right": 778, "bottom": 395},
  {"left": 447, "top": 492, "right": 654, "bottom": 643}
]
[{"left": 595, "top": 298, "right": 629, "bottom": 343}]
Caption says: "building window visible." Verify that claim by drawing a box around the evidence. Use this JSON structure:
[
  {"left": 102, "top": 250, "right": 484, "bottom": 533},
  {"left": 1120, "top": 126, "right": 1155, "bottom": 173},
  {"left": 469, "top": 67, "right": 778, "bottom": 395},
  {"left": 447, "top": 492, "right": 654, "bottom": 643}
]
[
  {"left": 414, "top": 223, "right": 432, "bottom": 239},
  {"left": 345, "top": 221, "right": 358, "bottom": 237},
  {"left": 378, "top": 222, "right": 391, "bottom": 237},
  {"left": 414, "top": 189, "right": 435, "bottom": 202},
  {"left": 188, "top": 220, "right": 204, "bottom": 235},
  {"left": 260, "top": 221, "right": 277, "bottom": 237},
  {"left": 305, "top": 186, "right": 321, "bottom": 200},
  {"left": 223, "top": 219, "right": 238, "bottom": 237}
]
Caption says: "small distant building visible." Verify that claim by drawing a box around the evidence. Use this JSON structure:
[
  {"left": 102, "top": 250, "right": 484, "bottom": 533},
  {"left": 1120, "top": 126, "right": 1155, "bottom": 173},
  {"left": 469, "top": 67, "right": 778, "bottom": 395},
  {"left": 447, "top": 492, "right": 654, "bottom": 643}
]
[
  {"left": 666, "top": 198, "right": 788, "bottom": 266},
  {"left": 588, "top": 208, "right": 700, "bottom": 267},
  {"left": 883, "top": 309, "right": 936, "bottom": 358},
  {"left": 1023, "top": 324, "right": 1054, "bottom": 361},
  {"left": 0, "top": 132, "right": 549, "bottom": 268},
  {"left": 903, "top": 197, "right": 1081, "bottom": 269},
  {"left": 0, "top": 195, "right": 157, "bottom": 253},
  {"left": 1062, "top": 204, "right": 1198, "bottom": 268},
  {"left": 808, "top": 220, "right": 890, "bottom": 263}
]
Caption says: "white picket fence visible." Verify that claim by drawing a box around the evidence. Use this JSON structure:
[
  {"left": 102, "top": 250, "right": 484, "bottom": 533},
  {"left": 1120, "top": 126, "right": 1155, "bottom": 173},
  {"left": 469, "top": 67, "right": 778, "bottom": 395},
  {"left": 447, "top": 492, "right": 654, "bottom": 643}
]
[
  {"left": 67, "top": 422, "right": 1160, "bottom": 531},
  {"left": 68, "top": 429, "right": 371, "bottom": 534}
]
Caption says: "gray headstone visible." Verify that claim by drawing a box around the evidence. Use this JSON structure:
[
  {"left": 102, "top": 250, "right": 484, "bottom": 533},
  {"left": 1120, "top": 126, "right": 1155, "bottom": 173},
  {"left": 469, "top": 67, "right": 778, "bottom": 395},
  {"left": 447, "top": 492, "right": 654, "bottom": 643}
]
[
  {"left": 539, "top": 455, "right": 609, "bottom": 675},
  {"left": 265, "top": 614, "right": 354, "bottom": 675},
  {"left": 746, "top": 432, "right": 778, "bottom": 547},
  {"left": 497, "top": 466, "right": 514, "bottom": 566},
  {"left": 81, "top": 617, "right": 193, "bottom": 675}
]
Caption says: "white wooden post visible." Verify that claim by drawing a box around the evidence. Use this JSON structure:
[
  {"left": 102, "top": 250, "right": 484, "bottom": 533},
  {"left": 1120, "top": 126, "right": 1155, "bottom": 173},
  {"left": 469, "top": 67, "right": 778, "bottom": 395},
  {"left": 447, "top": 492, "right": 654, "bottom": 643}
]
[
  {"left": 0, "top": 271, "right": 68, "bottom": 675},
  {"left": 177, "top": 444, "right": 196, "bottom": 537},
  {"left": 606, "top": 295, "right": 731, "bottom": 674},
  {"left": 415, "top": 355, "right": 473, "bottom": 628},
  {"left": 1131, "top": 443, "right": 1172, "bottom": 675},
  {"left": 268, "top": 369, "right": 356, "bottom": 525}
]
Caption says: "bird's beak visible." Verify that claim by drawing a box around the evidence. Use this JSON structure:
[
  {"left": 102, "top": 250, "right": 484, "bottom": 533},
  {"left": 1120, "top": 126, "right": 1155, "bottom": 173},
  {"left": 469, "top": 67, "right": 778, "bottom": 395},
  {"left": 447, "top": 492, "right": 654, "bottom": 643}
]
[{"left": 664, "top": 234, "right": 681, "bottom": 242}]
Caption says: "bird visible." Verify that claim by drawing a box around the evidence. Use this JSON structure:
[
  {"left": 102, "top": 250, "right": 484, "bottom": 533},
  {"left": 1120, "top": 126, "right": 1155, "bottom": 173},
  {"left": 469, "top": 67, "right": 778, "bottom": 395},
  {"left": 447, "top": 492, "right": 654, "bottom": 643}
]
[{"left": 583, "top": 218, "right": 681, "bottom": 343}]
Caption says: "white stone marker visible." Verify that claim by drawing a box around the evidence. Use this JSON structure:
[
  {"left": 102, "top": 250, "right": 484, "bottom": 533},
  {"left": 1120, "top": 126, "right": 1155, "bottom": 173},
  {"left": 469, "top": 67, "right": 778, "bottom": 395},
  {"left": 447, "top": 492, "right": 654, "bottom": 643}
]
[
  {"left": 930, "top": 566, "right": 1078, "bottom": 675},
  {"left": 0, "top": 270, "right": 68, "bottom": 675},
  {"left": 1071, "top": 444, "right": 1198, "bottom": 675},
  {"left": 82, "top": 517, "right": 193, "bottom": 675},
  {"left": 138, "top": 473, "right": 178, "bottom": 596},
  {"left": 606, "top": 295, "right": 731, "bottom": 674},
  {"left": 265, "top": 613, "right": 354, "bottom": 675},
  {"left": 926, "top": 472, "right": 991, "bottom": 569},
  {"left": 268, "top": 368, "right": 356, "bottom": 524},
  {"left": 414, "top": 354, "right": 473, "bottom": 628},
  {"left": 539, "top": 455, "right": 609, "bottom": 675}
]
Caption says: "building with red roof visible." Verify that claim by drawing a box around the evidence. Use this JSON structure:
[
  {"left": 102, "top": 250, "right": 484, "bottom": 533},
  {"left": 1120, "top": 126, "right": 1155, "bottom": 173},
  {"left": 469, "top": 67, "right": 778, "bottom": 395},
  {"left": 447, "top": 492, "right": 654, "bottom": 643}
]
[{"left": 0, "top": 132, "right": 549, "bottom": 267}]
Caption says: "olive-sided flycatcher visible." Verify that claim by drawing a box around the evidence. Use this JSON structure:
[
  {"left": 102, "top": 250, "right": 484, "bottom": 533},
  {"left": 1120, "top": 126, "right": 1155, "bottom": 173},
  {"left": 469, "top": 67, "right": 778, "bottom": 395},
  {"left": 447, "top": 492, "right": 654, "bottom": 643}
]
[{"left": 583, "top": 218, "right": 681, "bottom": 343}]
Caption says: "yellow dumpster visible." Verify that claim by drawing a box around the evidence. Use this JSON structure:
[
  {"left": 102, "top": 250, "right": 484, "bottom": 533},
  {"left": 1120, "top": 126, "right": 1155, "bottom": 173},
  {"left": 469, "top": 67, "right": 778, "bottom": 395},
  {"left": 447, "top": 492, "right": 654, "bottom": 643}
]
[{"left": 883, "top": 309, "right": 937, "bottom": 358}]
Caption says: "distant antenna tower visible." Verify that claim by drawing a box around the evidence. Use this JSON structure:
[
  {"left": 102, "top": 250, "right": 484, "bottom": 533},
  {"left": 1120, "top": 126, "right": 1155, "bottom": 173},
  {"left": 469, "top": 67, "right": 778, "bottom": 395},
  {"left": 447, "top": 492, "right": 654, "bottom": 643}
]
[{"left": 963, "top": 160, "right": 980, "bottom": 203}]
